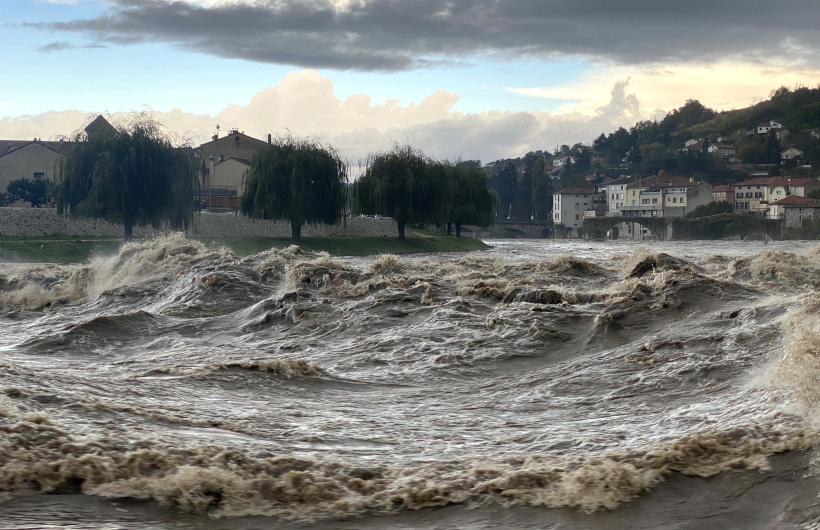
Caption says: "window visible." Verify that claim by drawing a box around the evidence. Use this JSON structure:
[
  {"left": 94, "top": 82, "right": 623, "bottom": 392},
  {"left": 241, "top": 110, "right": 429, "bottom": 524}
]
[
  {"left": 575, "top": 203, "right": 579, "bottom": 210},
  {"left": 33, "top": 172, "right": 44, "bottom": 180},
  {"left": 672, "top": 197, "right": 677, "bottom": 203},
  {"left": 575, "top": 214, "right": 579, "bottom": 220},
  {"left": 652, "top": 198, "right": 658, "bottom": 204}
]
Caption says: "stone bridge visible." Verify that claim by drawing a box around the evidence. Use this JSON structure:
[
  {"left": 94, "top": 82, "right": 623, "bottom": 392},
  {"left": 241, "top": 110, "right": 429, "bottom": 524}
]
[
  {"left": 465, "top": 220, "right": 553, "bottom": 239},
  {"left": 582, "top": 214, "right": 784, "bottom": 241}
]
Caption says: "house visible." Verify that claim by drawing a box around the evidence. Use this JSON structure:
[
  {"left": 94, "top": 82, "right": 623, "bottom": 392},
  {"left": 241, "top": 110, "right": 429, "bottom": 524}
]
[
  {"left": 712, "top": 184, "right": 734, "bottom": 204},
  {"left": 195, "top": 130, "right": 268, "bottom": 209},
  {"left": 553, "top": 187, "right": 595, "bottom": 235},
  {"left": 767, "top": 195, "right": 820, "bottom": 227},
  {"left": 765, "top": 177, "right": 818, "bottom": 202},
  {"left": 733, "top": 177, "right": 777, "bottom": 213},
  {"left": 776, "top": 128, "right": 790, "bottom": 140},
  {"left": 0, "top": 140, "right": 64, "bottom": 202},
  {"left": 203, "top": 157, "right": 251, "bottom": 210},
  {"left": 599, "top": 175, "right": 637, "bottom": 215},
  {"left": 621, "top": 175, "right": 707, "bottom": 218},
  {"left": 553, "top": 155, "right": 575, "bottom": 168},
  {"left": 681, "top": 141, "right": 719, "bottom": 154},
  {"left": 780, "top": 147, "right": 804, "bottom": 166},
  {"left": 0, "top": 115, "right": 118, "bottom": 204},
  {"left": 757, "top": 121, "right": 784, "bottom": 135}
]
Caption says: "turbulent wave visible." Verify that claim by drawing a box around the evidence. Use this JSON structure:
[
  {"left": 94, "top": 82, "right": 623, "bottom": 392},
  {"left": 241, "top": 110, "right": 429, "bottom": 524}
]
[
  {"left": 3, "top": 238, "right": 820, "bottom": 525},
  {"left": 0, "top": 411, "right": 810, "bottom": 520}
]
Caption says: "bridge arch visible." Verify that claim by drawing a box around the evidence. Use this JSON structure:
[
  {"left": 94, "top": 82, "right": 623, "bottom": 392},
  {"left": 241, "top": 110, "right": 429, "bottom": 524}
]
[{"left": 605, "top": 220, "right": 661, "bottom": 240}]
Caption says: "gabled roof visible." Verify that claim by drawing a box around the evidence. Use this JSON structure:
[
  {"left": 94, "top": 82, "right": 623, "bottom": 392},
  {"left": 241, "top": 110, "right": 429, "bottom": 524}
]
[
  {"left": 769, "top": 196, "right": 820, "bottom": 207},
  {"left": 767, "top": 177, "right": 814, "bottom": 188},
  {"left": 0, "top": 140, "right": 63, "bottom": 160},
  {"left": 84, "top": 115, "right": 115, "bottom": 138},
  {"left": 198, "top": 131, "right": 267, "bottom": 149}
]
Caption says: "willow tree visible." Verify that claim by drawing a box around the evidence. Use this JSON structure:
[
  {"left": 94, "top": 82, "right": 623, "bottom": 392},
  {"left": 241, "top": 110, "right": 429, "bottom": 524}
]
[
  {"left": 57, "top": 115, "right": 198, "bottom": 242},
  {"left": 353, "top": 144, "right": 440, "bottom": 240},
  {"left": 240, "top": 137, "right": 348, "bottom": 242},
  {"left": 443, "top": 161, "right": 496, "bottom": 237}
]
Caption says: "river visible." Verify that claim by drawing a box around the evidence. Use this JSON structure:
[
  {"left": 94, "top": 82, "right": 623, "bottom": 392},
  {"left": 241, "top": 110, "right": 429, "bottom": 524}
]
[{"left": 2, "top": 235, "right": 820, "bottom": 529}]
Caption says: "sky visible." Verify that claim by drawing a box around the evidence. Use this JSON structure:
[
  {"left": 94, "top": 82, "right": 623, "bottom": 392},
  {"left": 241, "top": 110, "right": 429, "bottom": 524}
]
[{"left": 2, "top": 0, "right": 820, "bottom": 166}]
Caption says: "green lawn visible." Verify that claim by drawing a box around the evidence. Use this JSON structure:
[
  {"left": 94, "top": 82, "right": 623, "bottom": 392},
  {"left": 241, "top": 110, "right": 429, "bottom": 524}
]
[{"left": 0, "top": 233, "right": 488, "bottom": 263}]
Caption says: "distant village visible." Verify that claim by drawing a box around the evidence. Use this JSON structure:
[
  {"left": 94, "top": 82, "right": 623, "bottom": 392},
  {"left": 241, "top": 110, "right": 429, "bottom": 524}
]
[
  {"left": 549, "top": 119, "right": 816, "bottom": 239},
  {"left": 2, "top": 112, "right": 820, "bottom": 240}
]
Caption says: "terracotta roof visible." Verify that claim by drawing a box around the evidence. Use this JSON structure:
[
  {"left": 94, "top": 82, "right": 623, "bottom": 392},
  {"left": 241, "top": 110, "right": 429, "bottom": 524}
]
[
  {"left": 767, "top": 177, "right": 814, "bottom": 188},
  {"left": 769, "top": 196, "right": 820, "bottom": 207},
  {"left": 712, "top": 185, "right": 734, "bottom": 192}
]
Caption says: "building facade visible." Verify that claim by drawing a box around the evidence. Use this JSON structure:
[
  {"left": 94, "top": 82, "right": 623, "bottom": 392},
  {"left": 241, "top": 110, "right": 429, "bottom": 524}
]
[{"left": 553, "top": 187, "right": 594, "bottom": 234}]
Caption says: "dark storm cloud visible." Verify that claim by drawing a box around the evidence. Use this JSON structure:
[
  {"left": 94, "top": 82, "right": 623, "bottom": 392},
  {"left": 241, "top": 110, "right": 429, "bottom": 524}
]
[{"left": 26, "top": 0, "right": 820, "bottom": 71}]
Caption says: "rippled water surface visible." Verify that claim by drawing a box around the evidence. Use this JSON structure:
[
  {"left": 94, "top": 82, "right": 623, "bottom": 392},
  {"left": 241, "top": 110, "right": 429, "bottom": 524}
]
[{"left": 3, "top": 236, "right": 820, "bottom": 528}]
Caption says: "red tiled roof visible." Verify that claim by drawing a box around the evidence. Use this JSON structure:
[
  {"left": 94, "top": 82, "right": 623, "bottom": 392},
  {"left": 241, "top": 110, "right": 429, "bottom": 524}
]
[
  {"left": 766, "top": 177, "right": 814, "bottom": 188},
  {"left": 712, "top": 185, "right": 734, "bottom": 192},
  {"left": 769, "top": 196, "right": 820, "bottom": 207}
]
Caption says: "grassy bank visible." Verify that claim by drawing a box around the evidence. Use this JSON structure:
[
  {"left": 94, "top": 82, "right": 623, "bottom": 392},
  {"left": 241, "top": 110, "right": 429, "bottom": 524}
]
[{"left": 0, "top": 233, "right": 489, "bottom": 263}]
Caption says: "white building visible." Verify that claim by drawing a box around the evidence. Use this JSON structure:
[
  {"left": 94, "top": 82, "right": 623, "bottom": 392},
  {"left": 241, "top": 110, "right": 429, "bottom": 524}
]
[
  {"left": 757, "top": 121, "right": 783, "bottom": 135},
  {"left": 553, "top": 187, "right": 594, "bottom": 235}
]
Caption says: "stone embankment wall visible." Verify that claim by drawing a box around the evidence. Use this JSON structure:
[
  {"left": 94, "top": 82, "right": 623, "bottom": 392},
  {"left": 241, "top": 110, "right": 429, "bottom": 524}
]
[{"left": 0, "top": 208, "right": 400, "bottom": 238}]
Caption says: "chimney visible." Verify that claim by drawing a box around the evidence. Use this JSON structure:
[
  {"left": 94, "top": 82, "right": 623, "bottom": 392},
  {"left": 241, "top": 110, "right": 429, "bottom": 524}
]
[{"left": 268, "top": 133, "right": 272, "bottom": 144}]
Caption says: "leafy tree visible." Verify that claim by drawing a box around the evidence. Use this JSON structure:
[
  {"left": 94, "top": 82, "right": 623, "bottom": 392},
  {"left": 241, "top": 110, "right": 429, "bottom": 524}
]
[
  {"left": 737, "top": 142, "right": 766, "bottom": 164},
  {"left": 442, "top": 161, "right": 495, "bottom": 237},
  {"left": 685, "top": 200, "right": 733, "bottom": 218},
  {"left": 7, "top": 177, "right": 48, "bottom": 207},
  {"left": 353, "top": 143, "right": 440, "bottom": 240},
  {"left": 57, "top": 115, "right": 198, "bottom": 242},
  {"left": 241, "top": 136, "right": 348, "bottom": 242},
  {"left": 641, "top": 143, "right": 667, "bottom": 174}
]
